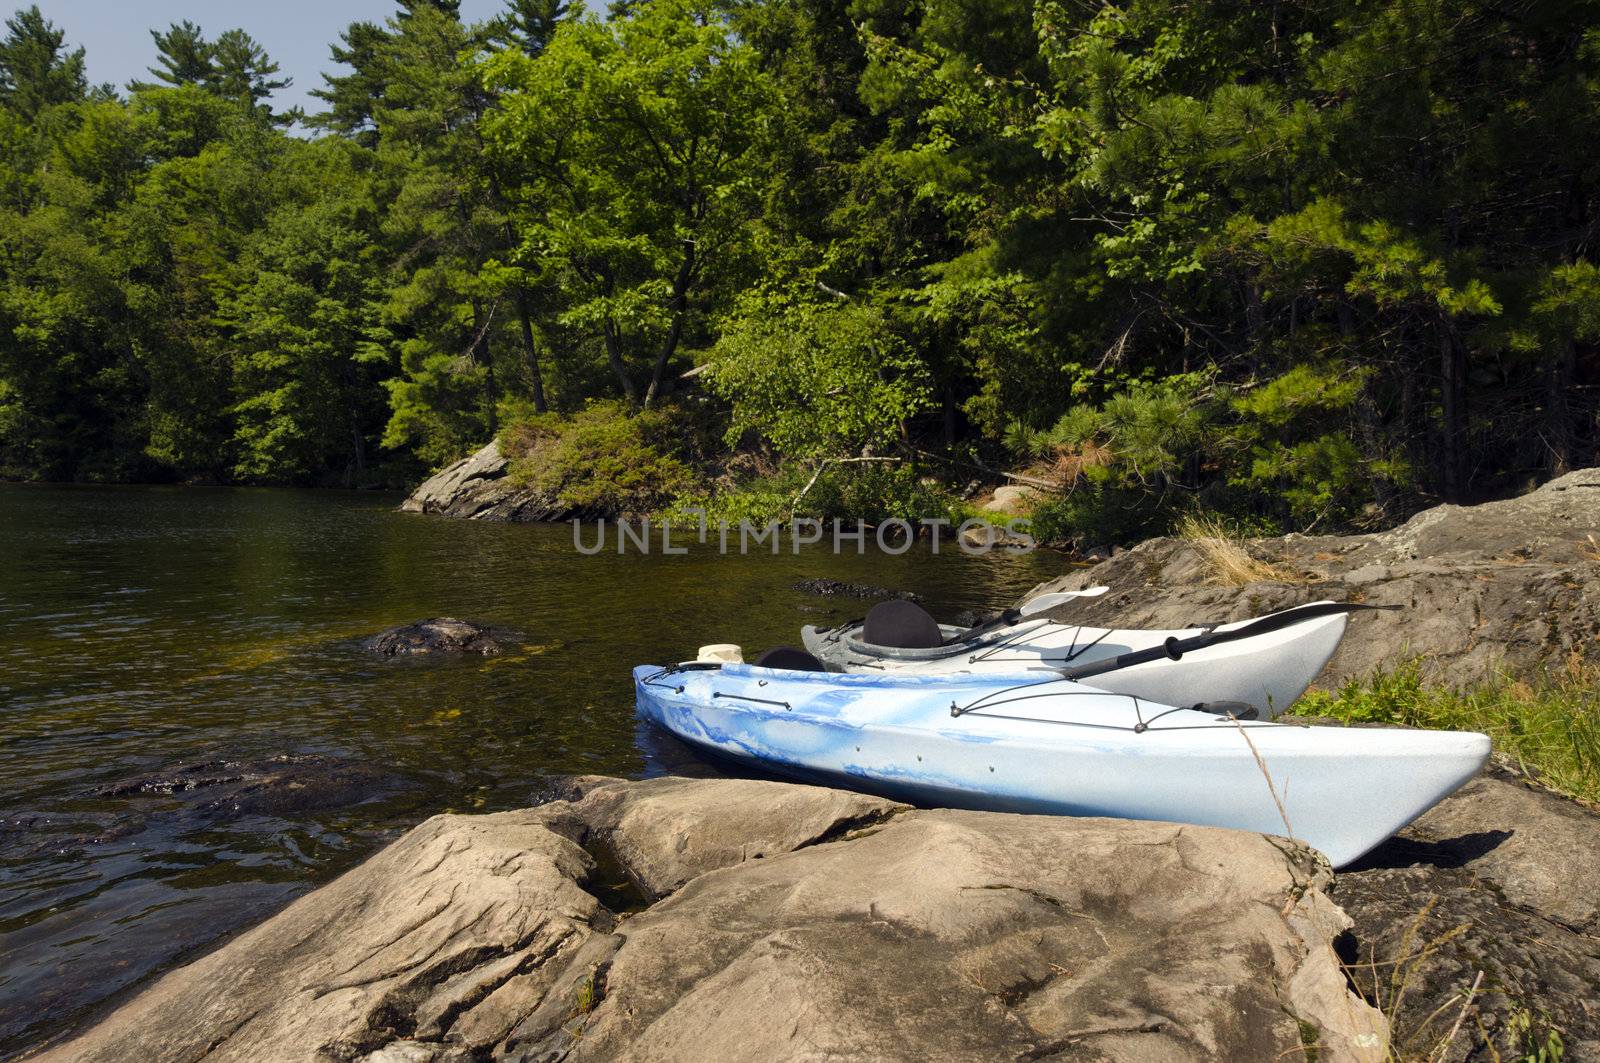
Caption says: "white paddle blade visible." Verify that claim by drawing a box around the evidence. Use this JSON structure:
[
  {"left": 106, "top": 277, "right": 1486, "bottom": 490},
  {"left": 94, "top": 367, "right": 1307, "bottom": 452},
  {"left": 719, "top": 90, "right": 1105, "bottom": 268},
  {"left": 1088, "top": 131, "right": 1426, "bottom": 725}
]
[{"left": 1017, "top": 586, "right": 1110, "bottom": 616}]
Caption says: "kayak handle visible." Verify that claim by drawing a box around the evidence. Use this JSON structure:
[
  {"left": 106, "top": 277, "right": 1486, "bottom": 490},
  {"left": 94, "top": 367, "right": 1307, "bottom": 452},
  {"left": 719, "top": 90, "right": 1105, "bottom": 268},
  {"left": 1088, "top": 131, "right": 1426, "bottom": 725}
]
[
  {"left": 712, "top": 691, "right": 793, "bottom": 711},
  {"left": 1054, "top": 602, "right": 1399, "bottom": 683}
]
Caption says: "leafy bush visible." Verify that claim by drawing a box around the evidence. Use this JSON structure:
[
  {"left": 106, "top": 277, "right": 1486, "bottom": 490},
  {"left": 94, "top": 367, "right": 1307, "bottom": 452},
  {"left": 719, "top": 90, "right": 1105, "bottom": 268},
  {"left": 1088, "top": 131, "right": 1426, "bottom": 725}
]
[
  {"left": 680, "top": 460, "right": 963, "bottom": 527},
  {"left": 500, "top": 400, "right": 697, "bottom": 516},
  {"left": 706, "top": 294, "right": 932, "bottom": 461},
  {"left": 1029, "top": 486, "right": 1172, "bottom": 547}
]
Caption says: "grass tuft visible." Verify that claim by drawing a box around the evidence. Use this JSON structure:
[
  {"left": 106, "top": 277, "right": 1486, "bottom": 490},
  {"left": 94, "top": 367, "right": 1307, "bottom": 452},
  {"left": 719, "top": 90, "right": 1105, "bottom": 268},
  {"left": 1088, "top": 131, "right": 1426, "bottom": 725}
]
[{"left": 1297, "top": 660, "right": 1600, "bottom": 805}]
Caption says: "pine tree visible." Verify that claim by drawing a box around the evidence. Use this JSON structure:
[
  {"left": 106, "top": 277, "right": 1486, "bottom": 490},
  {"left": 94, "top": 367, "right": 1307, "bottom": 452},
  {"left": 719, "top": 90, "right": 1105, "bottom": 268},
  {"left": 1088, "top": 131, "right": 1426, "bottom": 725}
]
[
  {"left": 209, "top": 29, "right": 290, "bottom": 111},
  {"left": 311, "top": 21, "right": 391, "bottom": 143},
  {"left": 138, "top": 21, "right": 213, "bottom": 90},
  {"left": 493, "top": 0, "right": 569, "bottom": 53},
  {"left": 0, "top": 5, "right": 86, "bottom": 120},
  {"left": 398, "top": 0, "right": 462, "bottom": 20}
]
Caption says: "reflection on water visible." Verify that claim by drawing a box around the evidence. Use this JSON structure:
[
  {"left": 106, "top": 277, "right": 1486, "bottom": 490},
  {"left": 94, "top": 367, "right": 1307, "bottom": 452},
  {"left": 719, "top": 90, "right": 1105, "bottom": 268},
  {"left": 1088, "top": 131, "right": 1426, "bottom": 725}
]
[{"left": 0, "top": 484, "right": 1063, "bottom": 1054}]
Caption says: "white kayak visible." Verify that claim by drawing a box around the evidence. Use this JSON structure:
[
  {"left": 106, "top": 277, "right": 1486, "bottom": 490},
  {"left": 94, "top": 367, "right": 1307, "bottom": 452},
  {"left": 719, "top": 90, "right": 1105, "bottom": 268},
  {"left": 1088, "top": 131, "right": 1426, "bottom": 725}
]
[
  {"left": 634, "top": 662, "right": 1489, "bottom": 867},
  {"left": 801, "top": 600, "right": 1352, "bottom": 718}
]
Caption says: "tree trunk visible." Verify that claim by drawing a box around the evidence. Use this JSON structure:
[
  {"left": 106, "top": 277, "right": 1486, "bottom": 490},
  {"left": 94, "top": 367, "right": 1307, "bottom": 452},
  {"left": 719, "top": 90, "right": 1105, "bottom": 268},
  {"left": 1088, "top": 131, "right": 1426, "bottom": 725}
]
[
  {"left": 1546, "top": 339, "right": 1575, "bottom": 476},
  {"left": 603, "top": 319, "right": 638, "bottom": 404},
  {"left": 643, "top": 241, "right": 696, "bottom": 409},
  {"left": 472, "top": 299, "right": 499, "bottom": 438},
  {"left": 1438, "top": 317, "right": 1467, "bottom": 502},
  {"left": 513, "top": 287, "right": 548, "bottom": 414}
]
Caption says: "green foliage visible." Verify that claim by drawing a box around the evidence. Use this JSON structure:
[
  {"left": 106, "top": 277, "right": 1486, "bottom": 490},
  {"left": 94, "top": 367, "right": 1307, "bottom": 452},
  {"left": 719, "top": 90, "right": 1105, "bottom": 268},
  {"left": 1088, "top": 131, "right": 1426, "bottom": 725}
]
[
  {"left": 682, "top": 460, "right": 961, "bottom": 526},
  {"left": 502, "top": 400, "right": 697, "bottom": 514},
  {"left": 1, "top": 0, "right": 1599, "bottom": 523},
  {"left": 1300, "top": 662, "right": 1600, "bottom": 805},
  {"left": 708, "top": 295, "right": 932, "bottom": 460},
  {"left": 483, "top": 0, "right": 782, "bottom": 407},
  {"left": 0, "top": 6, "right": 86, "bottom": 120},
  {"left": 1029, "top": 487, "right": 1170, "bottom": 547}
]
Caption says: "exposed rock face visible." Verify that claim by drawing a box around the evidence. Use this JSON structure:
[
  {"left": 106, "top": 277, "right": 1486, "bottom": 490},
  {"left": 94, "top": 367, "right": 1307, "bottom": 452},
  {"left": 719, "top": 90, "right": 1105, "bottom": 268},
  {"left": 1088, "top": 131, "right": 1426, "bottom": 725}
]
[
  {"left": 1027, "top": 468, "right": 1600, "bottom": 687},
  {"left": 1334, "top": 768, "right": 1600, "bottom": 1061},
  {"left": 400, "top": 441, "right": 569, "bottom": 522},
  {"left": 31, "top": 776, "right": 1387, "bottom": 1063},
  {"left": 365, "top": 618, "right": 508, "bottom": 657}
]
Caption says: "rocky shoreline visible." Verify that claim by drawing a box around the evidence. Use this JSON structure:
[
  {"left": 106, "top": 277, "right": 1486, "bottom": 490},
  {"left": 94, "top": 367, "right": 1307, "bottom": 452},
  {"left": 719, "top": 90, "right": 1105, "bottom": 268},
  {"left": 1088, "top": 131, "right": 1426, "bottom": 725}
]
[
  {"left": 25, "top": 471, "right": 1600, "bottom": 1062},
  {"left": 399, "top": 442, "right": 572, "bottom": 523},
  {"left": 26, "top": 769, "right": 1600, "bottom": 1062}
]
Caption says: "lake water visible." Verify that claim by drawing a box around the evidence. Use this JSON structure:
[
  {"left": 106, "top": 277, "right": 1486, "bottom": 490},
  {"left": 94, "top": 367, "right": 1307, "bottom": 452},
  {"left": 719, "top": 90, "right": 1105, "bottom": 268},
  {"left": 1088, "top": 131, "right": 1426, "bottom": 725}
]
[{"left": 0, "top": 485, "right": 1063, "bottom": 1055}]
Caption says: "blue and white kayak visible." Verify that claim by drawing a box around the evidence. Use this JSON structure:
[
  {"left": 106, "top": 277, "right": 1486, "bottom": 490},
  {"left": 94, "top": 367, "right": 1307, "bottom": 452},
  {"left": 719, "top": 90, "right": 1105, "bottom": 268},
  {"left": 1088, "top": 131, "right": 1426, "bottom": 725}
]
[{"left": 634, "top": 663, "right": 1489, "bottom": 867}]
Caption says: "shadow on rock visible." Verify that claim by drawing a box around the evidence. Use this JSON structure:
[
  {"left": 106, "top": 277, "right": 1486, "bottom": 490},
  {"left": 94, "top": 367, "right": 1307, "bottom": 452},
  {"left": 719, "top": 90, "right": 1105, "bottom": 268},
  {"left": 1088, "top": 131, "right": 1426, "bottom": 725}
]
[
  {"left": 1332, "top": 768, "right": 1600, "bottom": 1060},
  {"left": 1346, "top": 829, "right": 1515, "bottom": 871}
]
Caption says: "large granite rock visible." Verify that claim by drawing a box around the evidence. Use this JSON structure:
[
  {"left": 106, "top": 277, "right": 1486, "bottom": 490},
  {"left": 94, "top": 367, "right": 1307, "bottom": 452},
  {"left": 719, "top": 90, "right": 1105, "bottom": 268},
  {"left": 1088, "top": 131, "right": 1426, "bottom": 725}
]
[
  {"left": 400, "top": 442, "right": 569, "bottom": 522},
  {"left": 1027, "top": 468, "right": 1600, "bottom": 687},
  {"left": 29, "top": 776, "right": 1388, "bottom": 1063},
  {"left": 1334, "top": 768, "right": 1600, "bottom": 1061}
]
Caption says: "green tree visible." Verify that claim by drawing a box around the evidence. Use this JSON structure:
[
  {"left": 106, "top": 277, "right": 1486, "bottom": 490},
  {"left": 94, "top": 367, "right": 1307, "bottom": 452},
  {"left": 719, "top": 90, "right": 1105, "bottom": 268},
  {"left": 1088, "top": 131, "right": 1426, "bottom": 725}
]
[
  {"left": 210, "top": 29, "right": 291, "bottom": 117},
  {"left": 138, "top": 21, "right": 213, "bottom": 89},
  {"left": 709, "top": 294, "right": 932, "bottom": 460},
  {"left": 483, "top": 0, "right": 782, "bottom": 407},
  {"left": 0, "top": 5, "right": 85, "bottom": 120}
]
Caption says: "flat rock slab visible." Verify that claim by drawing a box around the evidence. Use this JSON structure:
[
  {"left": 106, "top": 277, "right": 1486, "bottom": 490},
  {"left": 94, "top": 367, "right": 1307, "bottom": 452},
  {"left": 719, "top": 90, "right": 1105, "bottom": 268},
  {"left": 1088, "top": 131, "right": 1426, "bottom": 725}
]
[{"left": 29, "top": 777, "right": 1385, "bottom": 1063}]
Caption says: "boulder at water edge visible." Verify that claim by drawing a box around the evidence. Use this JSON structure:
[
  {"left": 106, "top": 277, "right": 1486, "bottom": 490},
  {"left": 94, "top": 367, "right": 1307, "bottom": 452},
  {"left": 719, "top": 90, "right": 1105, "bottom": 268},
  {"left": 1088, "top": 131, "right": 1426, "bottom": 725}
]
[{"left": 28, "top": 776, "right": 1386, "bottom": 1063}]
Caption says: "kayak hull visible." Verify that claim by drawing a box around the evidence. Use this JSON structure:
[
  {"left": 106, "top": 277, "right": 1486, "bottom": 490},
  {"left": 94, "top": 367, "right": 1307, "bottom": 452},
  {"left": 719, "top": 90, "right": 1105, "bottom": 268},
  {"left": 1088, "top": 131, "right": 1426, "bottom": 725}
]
[
  {"left": 801, "top": 604, "right": 1350, "bottom": 718},
  {"left": 635, "top": 663, "right": 1489, "bottom": 868}
]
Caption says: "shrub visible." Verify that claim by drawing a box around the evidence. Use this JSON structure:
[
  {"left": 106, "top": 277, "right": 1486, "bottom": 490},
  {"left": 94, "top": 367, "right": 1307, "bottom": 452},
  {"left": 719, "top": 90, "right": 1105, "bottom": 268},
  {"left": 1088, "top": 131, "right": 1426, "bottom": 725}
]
[
  {"left": 500, "top": 400, "right": 697, "bottom": 516},
  {"left": 1029, "top": 485, "right": 1171, "bottom": 548}
]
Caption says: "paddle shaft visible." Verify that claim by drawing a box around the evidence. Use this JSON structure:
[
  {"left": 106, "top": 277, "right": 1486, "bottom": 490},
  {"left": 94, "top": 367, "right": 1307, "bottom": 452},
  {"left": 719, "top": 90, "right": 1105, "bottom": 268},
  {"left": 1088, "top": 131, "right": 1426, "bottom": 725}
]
[
  {"left": 947, "top": 588, "right": 1108, "bottom": 645},
  {"left": 1053, "top": 602, "right": 1398, "bottom": 682}
]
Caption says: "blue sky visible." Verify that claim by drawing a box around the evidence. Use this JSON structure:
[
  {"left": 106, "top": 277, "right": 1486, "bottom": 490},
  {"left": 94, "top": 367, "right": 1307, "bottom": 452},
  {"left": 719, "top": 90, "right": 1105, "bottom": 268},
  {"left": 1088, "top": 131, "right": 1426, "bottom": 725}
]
[{"left": 30, "top": 1, "right": 508, "bottom": 116}]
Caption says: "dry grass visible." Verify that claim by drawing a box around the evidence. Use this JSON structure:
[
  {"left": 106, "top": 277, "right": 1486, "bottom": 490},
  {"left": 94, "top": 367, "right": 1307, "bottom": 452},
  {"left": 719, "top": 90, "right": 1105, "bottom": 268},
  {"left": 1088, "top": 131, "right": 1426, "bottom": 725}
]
[
  {"left": 1581, "top": 534, "right": 1600, "bottom": 562},
  {"left": 1177, "top": 513, "right": 1312, "bottom": 586}
]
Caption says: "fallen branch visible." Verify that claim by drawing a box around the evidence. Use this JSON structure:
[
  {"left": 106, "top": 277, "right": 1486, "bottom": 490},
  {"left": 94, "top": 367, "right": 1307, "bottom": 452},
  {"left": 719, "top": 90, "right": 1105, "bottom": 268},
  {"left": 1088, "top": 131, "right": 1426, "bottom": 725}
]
[{"left": 910, "top": 449, "right": 1066, "bottom": 493}]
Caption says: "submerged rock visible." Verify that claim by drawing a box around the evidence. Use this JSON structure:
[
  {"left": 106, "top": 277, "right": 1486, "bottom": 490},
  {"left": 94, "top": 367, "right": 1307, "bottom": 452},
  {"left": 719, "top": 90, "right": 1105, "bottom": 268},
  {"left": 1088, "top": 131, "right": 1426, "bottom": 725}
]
[
  {"left": 792, "top": 577, "right": 920, "bottom": 600},
  {"left": 1026, "top": 467, "right": 1600, "bottom": 687},
  {"left": 32, "top": 776, "right": 1385, "bottom": 1063},
  {"left": 90, "top": 754, "right": 409, "bottom": 820},
  {"left": 365, "top": 618, "right": 507, "bottom": 657}
]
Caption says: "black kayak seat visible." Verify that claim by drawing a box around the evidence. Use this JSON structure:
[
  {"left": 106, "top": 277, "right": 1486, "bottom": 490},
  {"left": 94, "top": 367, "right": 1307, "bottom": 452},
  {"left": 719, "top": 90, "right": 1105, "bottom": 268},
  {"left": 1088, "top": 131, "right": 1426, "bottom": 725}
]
[
  {"left": 862, "top": 599, "right": 943, "bottom": 650},
  {"left": 753, "top": 646, "right": 829, "bottom": 672}
]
